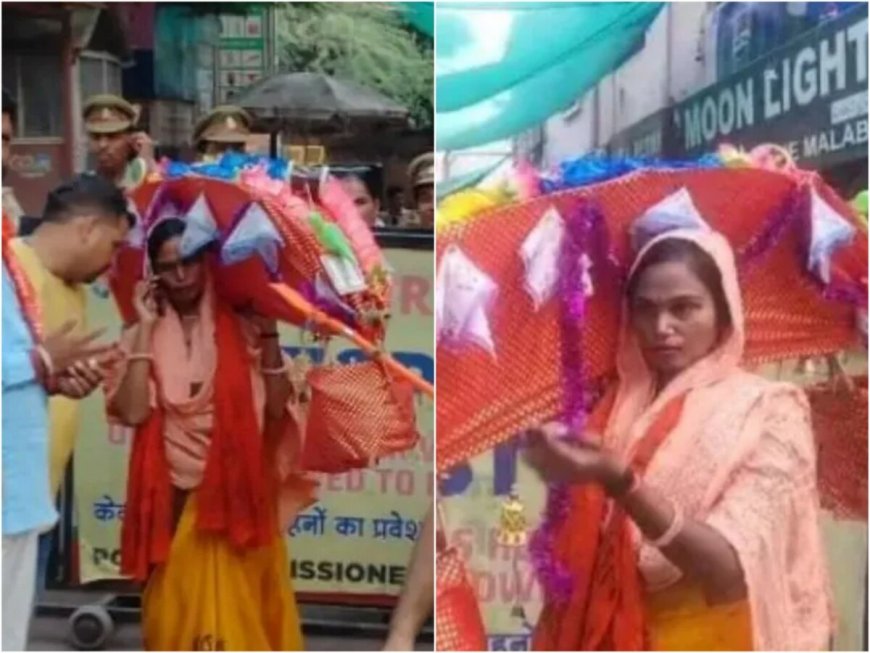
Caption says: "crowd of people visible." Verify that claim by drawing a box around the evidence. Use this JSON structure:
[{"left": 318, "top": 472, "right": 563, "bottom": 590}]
[{"left": 1, "top": 88, "right": 433, "bottom": 651}]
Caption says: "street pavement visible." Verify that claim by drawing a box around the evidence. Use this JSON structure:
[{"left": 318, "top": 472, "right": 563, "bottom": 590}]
[
  {"left": 29, "top": 617, "right": 417, "bottom": 651},
  {"left": 29, "top": 591, "right": 433, "bottom": 651}
]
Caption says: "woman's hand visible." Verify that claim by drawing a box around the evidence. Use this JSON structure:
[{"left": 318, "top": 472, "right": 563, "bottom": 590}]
[
  {"left": 238, "top": 304, "right": 278, "bottom": 337},
  {"left": 522, "top": 422, "right": 622, "bottom": 486},
  {"left": 133, "top": 279, "right": 161, "bottom": 325},
  {"left": 249, "top": 313, "right": 278, "bottom": 337}
]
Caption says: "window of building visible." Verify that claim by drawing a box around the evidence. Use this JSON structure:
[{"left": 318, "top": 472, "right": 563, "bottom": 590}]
[
  {"left": 79, "top": 52, "right": 122, "bottom": 100},
  {"left": 77, "top": 52, "right": 123, "bottom": 171},
  {"left": 2, "top": 54, "right": 64, "bottom": 138},
  {"left": 714, "top": 2, "right": 862, "bottom": 80}
]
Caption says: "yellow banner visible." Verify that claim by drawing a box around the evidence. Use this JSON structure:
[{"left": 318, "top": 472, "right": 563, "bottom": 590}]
[
  {"left": 441, "top": 454, "right": 867, "bottom": 651},
  {"left": 74, "top": 247, "right": 434, "bottom": 601},
  {"left": 440, "top": 448, "right": 545, "bottom": 651}
]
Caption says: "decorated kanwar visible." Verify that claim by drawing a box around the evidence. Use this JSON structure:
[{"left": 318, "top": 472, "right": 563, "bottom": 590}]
[
  {"left": 103, "top": 152, "right": 431, "bottom": 650},
  {"left": 435, "top": 145, "right": 867, "bottom": 651}
]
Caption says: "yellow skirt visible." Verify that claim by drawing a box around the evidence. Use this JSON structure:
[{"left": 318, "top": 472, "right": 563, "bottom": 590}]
[
  {"left": 646, "top": 580, "right": 753, "bottom": 651},
  {"left": 141, "top": 496, "right": 303, "bottom": 651}
]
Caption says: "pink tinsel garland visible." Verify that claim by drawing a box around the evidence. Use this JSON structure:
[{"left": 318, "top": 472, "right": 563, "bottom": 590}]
[{"left": 528, "top": 199, "right": 603, "bottom": 603}]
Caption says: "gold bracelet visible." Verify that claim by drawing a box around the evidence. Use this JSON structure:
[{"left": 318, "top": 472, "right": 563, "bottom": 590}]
[{"left": 127, "top": 352, "right": 153, "bottom": 363}]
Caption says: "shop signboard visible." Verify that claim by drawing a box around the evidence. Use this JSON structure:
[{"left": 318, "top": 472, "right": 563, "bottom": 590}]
[
  {"left": 6, "top": 141, "right": 66, "bottom": 215},
  {"left": 670, "top": 7, "right": 867, "bottom": 169}
]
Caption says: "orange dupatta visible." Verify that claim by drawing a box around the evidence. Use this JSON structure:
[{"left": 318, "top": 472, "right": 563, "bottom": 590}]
[
  {"left": 533, "top": 389, "right": 687, "bottom": 651},
  {"left": 2, "top": 211, "right": 42, "bottom": 341}
]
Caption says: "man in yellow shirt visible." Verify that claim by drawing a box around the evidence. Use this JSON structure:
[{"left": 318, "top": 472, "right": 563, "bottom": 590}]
[{"left": 12, "top": 175, "right": 133, "bottom": 499}]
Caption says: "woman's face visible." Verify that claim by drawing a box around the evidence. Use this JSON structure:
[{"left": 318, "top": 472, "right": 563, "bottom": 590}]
[
  {"left": 153, "top": 236, "right": 207, "bottom": 311},
  {"left": 629, "top": 260, "right": 721, "bottom": 381},
  {"left": 340, "top": 176, "right": 380, "bottom": 227}
]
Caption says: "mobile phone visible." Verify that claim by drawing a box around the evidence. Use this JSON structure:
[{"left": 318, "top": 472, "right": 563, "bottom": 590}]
[{"left": 148, "top": 275, "right": 167, "bottom": 317}]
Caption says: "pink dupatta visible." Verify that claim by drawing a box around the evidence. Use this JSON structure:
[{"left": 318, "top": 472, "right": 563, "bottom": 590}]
[{"left": 536, "top": 229, "right": 834, "bottom": 650}]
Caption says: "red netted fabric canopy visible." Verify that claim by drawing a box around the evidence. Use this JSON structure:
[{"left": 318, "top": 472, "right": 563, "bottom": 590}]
[
  {"left": 808, "top": 376, "right": 868, "bottom": 520},
  {"left": 436, "top": 168, "right": 867, "bottom": 472},
  {"left": 109, "top": 167, "right": 431, "bottom": 477},
  {"left": 114, "top": 174, "right": 387, "bottom": 342}
]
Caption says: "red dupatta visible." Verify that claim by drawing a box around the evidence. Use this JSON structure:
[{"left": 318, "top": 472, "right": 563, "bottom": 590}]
[
  {"left": 533, "top": 390, "right": 687, "bottom": 650},
  {"left": 121, "top": 298, "right": 276, "bottom": 581},
  {"left": 2, "top": 212, "right": 42, "bottom": 341}
]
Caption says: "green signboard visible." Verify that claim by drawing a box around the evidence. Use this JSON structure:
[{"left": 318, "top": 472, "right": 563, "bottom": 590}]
[{"left": 218, "top": 6, "right": 269, "bottom": 103}]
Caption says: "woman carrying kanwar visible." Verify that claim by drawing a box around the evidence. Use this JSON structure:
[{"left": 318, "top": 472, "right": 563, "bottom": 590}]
[
  {"left": 106, "top": 218, "right": 316, "bottom": 651},
  {"left": 524, "top": 228, "right": 834, "bottom": 651}
]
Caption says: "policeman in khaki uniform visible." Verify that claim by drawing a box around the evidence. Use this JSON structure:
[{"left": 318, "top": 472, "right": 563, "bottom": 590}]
[
  {"left": 404, "top": 152, "right": 435, "bottom": 229},
  {"left": 82, "top": 94, "right": 155, "bottom": 191},
  {"left": 193, "top": 105, "right": 253, "bottom": 161}
]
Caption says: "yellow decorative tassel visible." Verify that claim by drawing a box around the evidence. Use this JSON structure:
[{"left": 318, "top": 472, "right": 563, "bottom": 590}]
[
  {"left": 494, "top": 487, "right": 534, "bottom": 632},
  {"left": 497, "top": 487, "right": 527, "bottom": 548}
]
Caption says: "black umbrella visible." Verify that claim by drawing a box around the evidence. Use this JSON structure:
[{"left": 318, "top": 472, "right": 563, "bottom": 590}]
[
  {"left": 231, "top": 72, "right": 411, "bottom": 156},
  {"left": 232, "top": 72, "right": 410, "bottom": 126}
]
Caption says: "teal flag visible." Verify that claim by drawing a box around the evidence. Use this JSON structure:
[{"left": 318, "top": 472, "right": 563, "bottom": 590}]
[
  {"left": 400, "top": 2, "right": 434, "bottom": 38},
  {"left": 436, "top": 2, "right": 663, "bottom": 150}
]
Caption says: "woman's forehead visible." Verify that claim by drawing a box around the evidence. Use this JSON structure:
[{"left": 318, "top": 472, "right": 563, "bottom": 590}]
[
  {"left": 632, "top": 261, "right": 711, "bottom": 298},
  {"left": 156, "top": 235, "right": 183, "bottom": 261}
]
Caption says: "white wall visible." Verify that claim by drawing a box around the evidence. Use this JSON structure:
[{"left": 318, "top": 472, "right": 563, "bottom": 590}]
[
  {"left": 527, "top": 3, "right": 717, "bottom": 166},
  {"left": 540, "top": 91, "right": 596, "bottom": 168},
  {"left": 437, "top": 142, "right": 513, "bottom": 182},
  {"left": 611, "top": 6, "right": 671, "bottom": 132},
  {"left": 668, "top": 2, "right": 715, "bottom": 102}
]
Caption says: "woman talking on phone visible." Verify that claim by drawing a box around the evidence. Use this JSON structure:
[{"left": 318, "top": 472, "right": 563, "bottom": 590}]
[{"left": 106, "top": 218, "right": 315, "bottom": 651}]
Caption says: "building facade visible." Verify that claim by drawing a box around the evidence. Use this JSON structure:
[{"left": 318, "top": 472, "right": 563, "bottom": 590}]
[
  {"left": 3, "top": 3, "right": 280, "bottom": 207},
  {"left": 520, "top": 2, "right": 867, "bottom": 195},
  {"left": 3, "top": 3, "right": 130, "bottom": 214}
]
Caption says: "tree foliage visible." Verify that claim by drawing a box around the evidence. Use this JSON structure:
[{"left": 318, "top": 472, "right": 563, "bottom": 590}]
[{"left": 277, "top": 3, "right": 433, "bottom": 126}]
